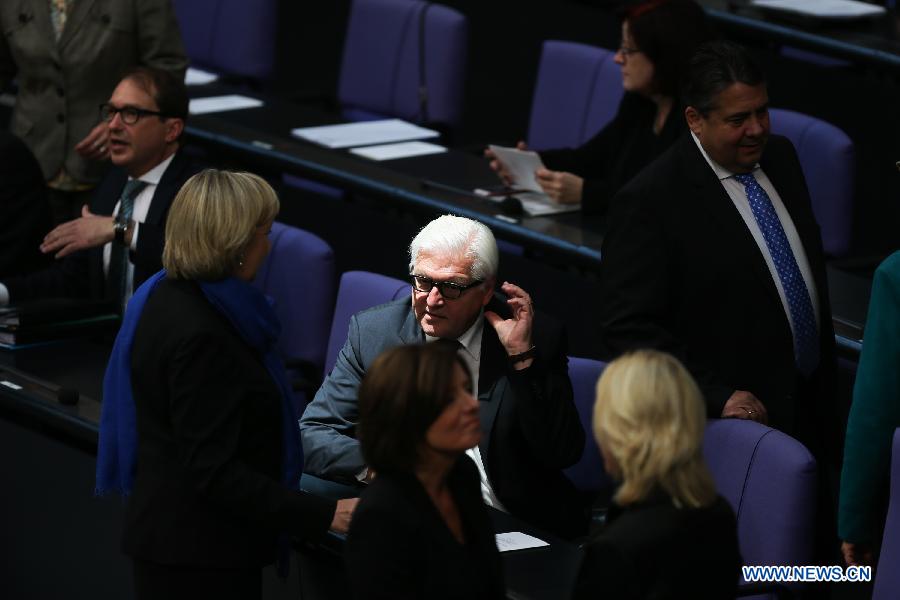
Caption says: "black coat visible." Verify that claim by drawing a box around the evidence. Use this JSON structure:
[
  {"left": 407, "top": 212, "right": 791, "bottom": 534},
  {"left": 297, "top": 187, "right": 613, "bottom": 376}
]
[
  {"left": 123, "top": 278, "right": 335, "bottom": 567},
  {"left": 573, "top": 492, "right": 741, "bottom": 600},
  {"left": 0, "top": 131, "right": 51, "bottom": 278},
  {"left": 1, "top": 150, "right": 198, "bottom": 302},
  {"left": 345, "top": 456, "right": 505, "bottom": 600},
  {"left": 597, "top": 132, "right": 837, "bottom": 442},
  {"left": 540, "top": 93, "right": 685, "bottom": 215}
]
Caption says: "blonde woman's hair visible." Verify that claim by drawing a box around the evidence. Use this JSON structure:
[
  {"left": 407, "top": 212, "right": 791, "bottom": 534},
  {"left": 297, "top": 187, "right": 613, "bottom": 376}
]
[
  {"left": 593, "top": 350, "right": 717, "bottom": 509},
  {"left": 163, "top": 169, "right": 279, "bottom": 280}
]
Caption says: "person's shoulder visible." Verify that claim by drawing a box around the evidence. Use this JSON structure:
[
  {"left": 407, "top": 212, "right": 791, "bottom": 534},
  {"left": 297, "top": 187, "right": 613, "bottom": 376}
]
[
  {"left": 353, "top": 297, "right": 410, "bottom": 327},
  {"left": 139, "top": 278, "right": 228, "bottom": 340},
  {"left": 353, "top": 472, "right": 422, "bottom": 528},
  {"left": 875, "top": 250, "right": 900, "bottom": 281}
]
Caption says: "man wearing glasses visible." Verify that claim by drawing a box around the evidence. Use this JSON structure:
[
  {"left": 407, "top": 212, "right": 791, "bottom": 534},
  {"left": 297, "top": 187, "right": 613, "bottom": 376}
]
[
  {"left": 301, "top": 215, "right": 587, "bottom": 539},
  {"left": 0, "top": 67, "right": 198, "bottom": 309}
]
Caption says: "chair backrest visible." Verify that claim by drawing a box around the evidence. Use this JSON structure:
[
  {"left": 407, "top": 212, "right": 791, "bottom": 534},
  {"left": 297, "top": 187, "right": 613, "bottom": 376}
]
[
  {"left": 338, "top": 0, "right": 468, "bottom": 129},
  {"left": 324, "top": 271, "right": 409, "bottom": 374},
  {"left": 704, "top": 419, "right": 817, "bottom": 585},
  {"left": 562, "top": 356, "right": 612, "bottom": 493},
  {"left": 252, "top": 222, "right": 336, "bottom": 373},
  {"left": 527, "top": 40, "right": 623, "bottom": 151},
  {"left": 769, "top": 108, "right": 855, "bottom": 257},
  {"left": 172, "top": 0, "right": 277, "bottom": 80},
  {"left": 874, "top": 429, "right": 900, "bottom": 599}
]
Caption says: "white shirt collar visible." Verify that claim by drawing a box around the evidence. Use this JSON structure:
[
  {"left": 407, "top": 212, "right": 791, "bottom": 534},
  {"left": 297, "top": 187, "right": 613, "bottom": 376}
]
[
  {"left": 128, "top": 152, "right": 175, "bottom": 186},
  {"left": 690, "top": 131, "right": 759, "bottom": 181}
]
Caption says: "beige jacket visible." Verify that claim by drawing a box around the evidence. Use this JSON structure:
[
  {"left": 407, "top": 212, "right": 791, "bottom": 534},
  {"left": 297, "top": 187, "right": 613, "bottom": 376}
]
[{"left": 0, "top": 0, "right": 186, "bottom": 184}]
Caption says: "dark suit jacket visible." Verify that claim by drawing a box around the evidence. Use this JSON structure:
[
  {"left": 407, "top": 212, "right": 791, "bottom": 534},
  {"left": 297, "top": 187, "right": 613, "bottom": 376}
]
[
  {"left": 124, "top": 278, "right": 335, "bottom": 567},
  {"left": 540, "top": 93, "right": 685, "bottom": 216},
  {"left": 597, "top": 133, "right": 838, "bottom": 445},
  {"left": 345, "top": 456, "right": 504, "bottom": 600},
  {"left": 2, "top": 150, "right": 198, "bottom": 303},
  {"left": 300, "top": 296, "right": 588, "bottom": 538},
  {"left": 573, "top": 492, "right": 741, "bottom": 600},
  {"left": 0, "top": 131, "right": 51, "bottom": 277}
]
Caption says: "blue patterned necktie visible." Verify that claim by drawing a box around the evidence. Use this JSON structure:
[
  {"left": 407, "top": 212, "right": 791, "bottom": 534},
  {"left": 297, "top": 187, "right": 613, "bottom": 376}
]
[
  {"left": 734, "top": 172, "right": 819, "bottom": 376},
  {"left": 107, "top": 179, "right": 148, "bottom": 311}
]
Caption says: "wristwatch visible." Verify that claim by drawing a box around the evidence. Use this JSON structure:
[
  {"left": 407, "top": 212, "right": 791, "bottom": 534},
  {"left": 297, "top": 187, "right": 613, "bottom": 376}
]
[
  {"left": 508, "top": 346, "right": 536, "bottom": 364},
  {"left": 113, "top": 216, "right": 131, "bottom": 245}
]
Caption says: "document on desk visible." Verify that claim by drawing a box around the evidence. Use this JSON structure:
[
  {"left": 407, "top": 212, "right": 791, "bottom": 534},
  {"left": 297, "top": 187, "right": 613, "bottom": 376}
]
[
  {"left": 488, "top": 145, "right": 545, "bottom": 193},
  {"left": 184, "top": 67, "right": 219, "bottom": 86},
  {"left": 189, "top": 95, "right": 263, "bottom": 115},
  {"left": 495, "top": 531, "right": 550, "bottom": 553},
  {"left": 513, "top": 192, "right": 581, "bottom": 216},
  {"left": 292, "top": 119, "right": 440, "bottom": 149},
  {"left": 350, "top": 141, "right": 447, "bottom": 161},
  {"left": 750, "top": 0, "right": 885, "bottom": 18}
]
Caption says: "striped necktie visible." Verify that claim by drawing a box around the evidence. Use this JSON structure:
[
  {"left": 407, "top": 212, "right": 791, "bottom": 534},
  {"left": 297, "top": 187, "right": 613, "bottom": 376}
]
[
  {"left": 107, "top": 179, "right": 148, "bottom": 311},
  {"left": 734, "top": 172, "right": 819, "bottom": 376}
]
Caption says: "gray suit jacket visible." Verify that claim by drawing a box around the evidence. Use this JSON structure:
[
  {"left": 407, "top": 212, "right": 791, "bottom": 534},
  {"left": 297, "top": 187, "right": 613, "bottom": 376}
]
[
  {"left": 0, "top": 0, "right": 186, "bottom": 183},
  {"left": 300, "top": 297, "right": 589, "bottom": 538}
]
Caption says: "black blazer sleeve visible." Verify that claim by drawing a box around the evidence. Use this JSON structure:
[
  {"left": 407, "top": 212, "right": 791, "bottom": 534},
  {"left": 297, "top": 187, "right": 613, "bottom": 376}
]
[{"left": 162, "top": 326, "right": 336, "bottom": 540}]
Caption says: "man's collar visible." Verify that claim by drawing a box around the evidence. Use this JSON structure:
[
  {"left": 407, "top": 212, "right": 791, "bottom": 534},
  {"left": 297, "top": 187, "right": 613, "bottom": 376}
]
[
  {"left": 127, "top": 152, "right": 176, "bottom": 185},
  {"left": 424, "top": 309, "right": 484, "bottom": 361},
  {"left": 689, "top": 131, "right": 759, "bottom": 181}
]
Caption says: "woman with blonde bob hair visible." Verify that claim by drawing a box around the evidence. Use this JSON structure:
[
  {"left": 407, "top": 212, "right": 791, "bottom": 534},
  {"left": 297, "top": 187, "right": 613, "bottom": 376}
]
[
  {"left": 573, "top": 350, "right": 741, "bottom": 600},
  {"left": 97, "top": 169, "right": 356, "bottom": 600}
]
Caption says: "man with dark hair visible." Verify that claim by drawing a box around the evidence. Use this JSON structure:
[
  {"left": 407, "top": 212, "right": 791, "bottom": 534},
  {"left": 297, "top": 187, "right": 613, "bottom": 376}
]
[
  {"left": 0, "top": 67, "right": 199, "bottom": 310},
  {"left": 598, "top": 40, "right": 837, "bottom": 449}
]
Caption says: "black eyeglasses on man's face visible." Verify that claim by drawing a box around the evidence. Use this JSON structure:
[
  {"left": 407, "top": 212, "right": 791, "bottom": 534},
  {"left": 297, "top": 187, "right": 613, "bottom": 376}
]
[
  {"left": 411, "top": 275, "right": 483, "bottom": 300},
  {"left": 99, "top": 103, "right": 166, "bottom": 125}
]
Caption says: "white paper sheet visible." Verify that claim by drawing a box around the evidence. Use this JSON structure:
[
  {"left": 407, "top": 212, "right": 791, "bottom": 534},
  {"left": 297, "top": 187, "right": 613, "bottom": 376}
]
[
  {"left": 292, "top": 119, "right": 439, "bottom": 149},
  {"left": 514, "top": 191, "right": 581, "bottom": 217},
  {"left": 495, "top": 531, "right": 550, "bottom": 553},
  {"left": 487, "top": 145, "right": 546, "bottom": 193},
  {"left": 189, "top": 95, "right": 263, "bottom": 115},
  {"left": 349, "top": 141, "right": 447, "bottom": 161},
  {"left": 184, "top": 67, "right": 219, "bottom": 86},
  {"left": 751, "top": 0, "right": 885, "bottom": 18}
]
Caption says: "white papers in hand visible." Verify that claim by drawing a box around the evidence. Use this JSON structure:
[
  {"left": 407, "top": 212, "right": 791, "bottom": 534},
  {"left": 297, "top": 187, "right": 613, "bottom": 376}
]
[
  {"left": 350, "top": 141, "right": 447, "bottom": 161},
  {"left": 189, "top": 95, "right": 263, "bottom": 115},
  {"left": 495, "top": 531, "right": 550, "bottom": 553},
  {"left": 292, "top": 119, "right": 440, "bottom": 149},
  {"left": 487, "top": 145, "right": 549, "bottom": 193},
  {"left": 184, "top": 67, "right": 219, "bottom": 86},
  {"left": 750, "top": 0, "right": 885, "bottom": 18}
]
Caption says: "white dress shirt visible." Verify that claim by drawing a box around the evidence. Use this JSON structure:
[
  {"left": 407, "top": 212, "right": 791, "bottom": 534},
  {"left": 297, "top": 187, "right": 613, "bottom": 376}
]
[
  {"left": 690, "top": 132, "right": 820, "bottom": 341},
  {"left": 102, "top": 154, "right": 175, "bottom": 306},
  {"left": 426, "top": 313, "right": 509, "bottom": 512}
]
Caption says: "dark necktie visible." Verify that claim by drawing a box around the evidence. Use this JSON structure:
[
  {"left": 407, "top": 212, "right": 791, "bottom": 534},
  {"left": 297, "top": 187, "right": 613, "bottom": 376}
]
[
  {"left": 107, "top": 179, "right": 148, "bottom": 311},
  {"left": 734, "top": 172, "right": 819, "bottom": 376}
]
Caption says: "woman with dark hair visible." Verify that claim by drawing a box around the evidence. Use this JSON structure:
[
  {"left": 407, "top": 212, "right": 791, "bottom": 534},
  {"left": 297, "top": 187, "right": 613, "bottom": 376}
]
[
  {"left": 345, "top": 342, "right": 504, "bottom": 600},
  {"left": 96, "top": 169, "right": 357, "bottom": 600},
  {"left": 487, "top": 0, "right": 713, "bottom": 214}
]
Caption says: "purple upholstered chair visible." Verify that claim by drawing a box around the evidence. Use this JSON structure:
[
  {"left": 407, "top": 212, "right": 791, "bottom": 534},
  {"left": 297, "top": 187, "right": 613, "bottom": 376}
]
[
  {"left": 704, "top": 419, "right": 817, "bottom": 599},
  {"left": 172, "top": 0, "right": 277, "bottom": 81},
  {"left": 769, "top": 108, "right": 855, "bottom": 258},
  {"left": 526, "top": 40, "right": 623, "bottom": 152},
  {"left": 252, "top": 223, "right": 336, "bottom": 409},
  {"left": 338, "top": 0, "right": 468, "bottom": 131},
  {"left": 563, "top": 356, "right": 613, "bottom": 495},
  {"left": 873, "top": 429, "right": 900, "bottom": 599},
  {"left": 324, "top": 271, "right": 409, "bottom": 375}
]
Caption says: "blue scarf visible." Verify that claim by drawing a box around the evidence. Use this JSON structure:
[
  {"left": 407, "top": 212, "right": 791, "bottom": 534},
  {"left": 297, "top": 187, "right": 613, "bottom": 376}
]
[{"left": 95, "top": 270, "right": 303, "bottom": 497}]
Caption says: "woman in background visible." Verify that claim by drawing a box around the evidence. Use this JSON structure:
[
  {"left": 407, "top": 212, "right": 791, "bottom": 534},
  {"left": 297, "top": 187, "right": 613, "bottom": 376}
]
[
  {"left": 574, "top": 350, "right": 741, "bottom": 599},
  {"left": 345, "top": 342, "right": 504, "bottom": 600},
  {"left": 97, "top": 169, "right": 356, "bottom": 600},
  {"left": 487, "top": 0, "right": 713, "bottom": 214}
]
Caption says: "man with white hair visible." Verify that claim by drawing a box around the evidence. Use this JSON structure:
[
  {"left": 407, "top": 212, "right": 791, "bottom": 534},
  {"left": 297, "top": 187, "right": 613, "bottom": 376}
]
[{"left": 300, "top": 215, "right": 587, "bottom": 538}]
